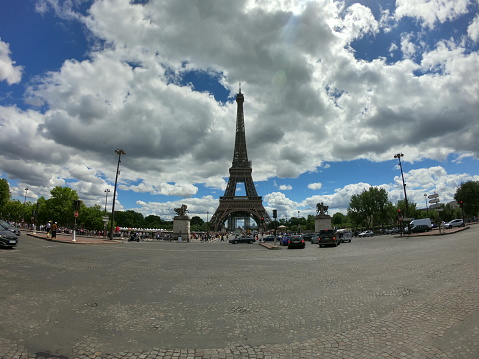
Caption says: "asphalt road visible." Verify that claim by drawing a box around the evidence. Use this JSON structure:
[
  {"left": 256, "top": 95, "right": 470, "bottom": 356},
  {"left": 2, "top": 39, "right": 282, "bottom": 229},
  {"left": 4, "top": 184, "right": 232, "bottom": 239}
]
[{"left": 1, "top": 227, "right": 478, "bottom": 358}]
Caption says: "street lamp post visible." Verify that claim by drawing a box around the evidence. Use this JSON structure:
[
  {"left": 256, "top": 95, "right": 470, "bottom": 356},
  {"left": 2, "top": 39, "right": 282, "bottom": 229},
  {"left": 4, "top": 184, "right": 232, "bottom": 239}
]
[
  {"left": 104, "top": 189, "right": 110, "bottom": 213},
  {"left": 206, "top": 211, "right": 209, "bottom": 241},
  {"left": 394, "top": 153, "right": 409, "bottom": 233},
  {"left": 23, "top": 188, "right": 28, "bottom": 225},
  {"left": 110, "top": 149, "right": 126, "bottom": 240},
  {"left": 297, "top": 210, "right": 300, "bottom": 234},
  {"left": 424, "top": 193, "right": 428, "bottom": 215}
]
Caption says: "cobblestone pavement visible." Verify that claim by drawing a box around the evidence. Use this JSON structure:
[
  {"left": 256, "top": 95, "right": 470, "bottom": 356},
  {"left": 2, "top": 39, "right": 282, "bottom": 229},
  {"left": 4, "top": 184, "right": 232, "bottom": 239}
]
[{"left": 0, "top": 226, "right": 478, "bottom": 358}]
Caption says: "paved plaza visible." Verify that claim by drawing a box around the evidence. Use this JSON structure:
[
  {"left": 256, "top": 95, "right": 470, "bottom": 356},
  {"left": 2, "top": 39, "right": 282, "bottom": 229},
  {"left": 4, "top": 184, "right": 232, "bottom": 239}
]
[{"left": 0, "top": 227, "right": 478, "bottom": 359}]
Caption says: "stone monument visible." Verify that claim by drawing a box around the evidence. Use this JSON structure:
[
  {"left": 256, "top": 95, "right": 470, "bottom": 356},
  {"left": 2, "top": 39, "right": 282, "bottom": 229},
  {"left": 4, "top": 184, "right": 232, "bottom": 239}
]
[
  {"left": 315, "top": 202, "right": 332, "bottom": 232},
  {"left": 173, "top": 204, "right": 190, "bottom": 242}
]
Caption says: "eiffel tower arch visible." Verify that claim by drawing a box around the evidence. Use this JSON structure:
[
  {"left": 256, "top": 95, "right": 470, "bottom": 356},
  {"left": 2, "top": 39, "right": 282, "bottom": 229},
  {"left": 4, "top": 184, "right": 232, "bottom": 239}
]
[{"left": 210, "top": 86, "right": 271, "bottom": 232}]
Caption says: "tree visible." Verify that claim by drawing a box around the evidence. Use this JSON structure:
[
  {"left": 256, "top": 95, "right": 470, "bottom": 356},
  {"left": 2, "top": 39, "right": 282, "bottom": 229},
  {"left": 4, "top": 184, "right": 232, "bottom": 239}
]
[
  {"left": 46, "top": 187, "right": 80, "bottom": 226},
  {"left": 190, "top": 216, "right": 204, "bottom": 227},
  {"left": 78, "top": 204, "right": 104, "bottom": 230},
  {"left": 114, "top": 210, "right": 144, "bottom": 228},
  {"left": 332, "top": 212, "right": 347, "bottom": 226},
  {"left": 454, "top": 180, "right": 479, "bottom": 218},
  {"left": 348, "top": 187, "right": 391, "bottom": 229},
  {"left": 0, "top": 178, "right": 10, "bottom": 215}
]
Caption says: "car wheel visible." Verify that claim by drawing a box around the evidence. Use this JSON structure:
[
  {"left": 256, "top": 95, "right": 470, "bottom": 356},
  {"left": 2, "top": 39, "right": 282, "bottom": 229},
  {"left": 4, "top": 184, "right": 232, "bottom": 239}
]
[{"left": 234, "top": 240, "right": 238, "bottom": 244}]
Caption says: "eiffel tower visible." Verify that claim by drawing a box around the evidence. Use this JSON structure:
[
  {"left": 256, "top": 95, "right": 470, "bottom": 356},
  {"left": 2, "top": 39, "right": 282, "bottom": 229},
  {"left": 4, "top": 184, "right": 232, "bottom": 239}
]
[{"left": 210, "top": 86, "right": 271, "bottom": 232}]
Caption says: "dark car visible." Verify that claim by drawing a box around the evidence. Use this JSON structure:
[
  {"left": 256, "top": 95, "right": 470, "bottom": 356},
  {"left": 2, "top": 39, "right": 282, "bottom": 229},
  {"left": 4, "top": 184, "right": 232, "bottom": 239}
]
[
  {"left": 288, "top": 235, "right": 305, "bottom": 249},
  {"left": 301, "top": 233, "right": 315, "bottom": 242},
  {"left": 317, "top": 229, "right": 340, "bottom": 247},
  {"left": 0, "top": 229, "right": 18, "bottom": 248},
  {"left": 262, "top": 235, "right": 276, "bottom": 241},
  {"left": 410, "top": 224, "right": 430, "bottom": 233},
  {"left": 0, "top": 220, "right": 21, "bottom": 236},
  {"left": 229, "top": 236, "right": 255, "bottom": 244}
]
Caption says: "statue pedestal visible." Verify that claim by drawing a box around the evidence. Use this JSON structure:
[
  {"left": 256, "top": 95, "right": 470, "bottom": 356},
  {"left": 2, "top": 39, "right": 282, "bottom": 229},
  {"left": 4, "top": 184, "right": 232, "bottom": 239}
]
[
  {"left": 315, "top": 214, "right": 332, "bottom": 232},
  {"left": 173, "top": 217, "right": 190, "bottom": 242}
]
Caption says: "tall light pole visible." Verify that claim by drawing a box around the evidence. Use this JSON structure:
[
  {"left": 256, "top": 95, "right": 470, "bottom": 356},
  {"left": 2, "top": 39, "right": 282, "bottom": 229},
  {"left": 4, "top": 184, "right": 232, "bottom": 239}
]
[
  {"left": 23, "top": 188, "right": 28, "bottom": 224},
  {"left": 394, "top": 153, "right": 409, "bottom": 233},
  {"left": 206, "top": 211, "right": 209, "bottom": 241},
  {"left": 104, "top": 189, "right": 110, "bottom": 213},
  {"left": 110, "top": 149, "right": 126, "bottom": 240},
  {"left": 297, "top": 210, "right": 300, "bottom": 234},
  {"left": 424, "top": 193, "right": 428, "bottom": 215}
]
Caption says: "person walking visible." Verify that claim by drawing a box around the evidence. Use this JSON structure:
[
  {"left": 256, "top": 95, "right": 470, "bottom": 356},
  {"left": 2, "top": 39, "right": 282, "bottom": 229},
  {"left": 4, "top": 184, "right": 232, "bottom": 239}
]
[
  {"left": 51, "top": 222, "right": 58, "bottom": 239},
  {"left": 46, "top": 221, "right": 52, "bottom": 239}
]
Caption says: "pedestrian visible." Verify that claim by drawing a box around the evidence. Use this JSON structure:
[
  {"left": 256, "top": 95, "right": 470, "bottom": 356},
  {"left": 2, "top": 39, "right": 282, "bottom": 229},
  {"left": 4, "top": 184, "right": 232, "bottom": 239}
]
[
  {"left": 51, "top": 222, "right": 58, "bottom": 239},
  {"left": 46, "top": 221, "right": 52, "bottom": 239}
]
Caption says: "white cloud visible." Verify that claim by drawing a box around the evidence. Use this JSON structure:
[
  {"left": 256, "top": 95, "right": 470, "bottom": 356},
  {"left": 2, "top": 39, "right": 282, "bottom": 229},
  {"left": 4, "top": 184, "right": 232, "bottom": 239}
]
[
  {"left": 307, "top": 182, "right": 322, "bottom": 190},
  {"left": 0, "top": 40, "right": 23, "bottom": 84},
  {"left": 279, "top": 184, "right": 292, "bottom": 190},
  {"left": 468, "top": 14, "right": 479, "bottom": 42},
  {"left": 395, "top": 0, "right": 470, "bottom": 28}
]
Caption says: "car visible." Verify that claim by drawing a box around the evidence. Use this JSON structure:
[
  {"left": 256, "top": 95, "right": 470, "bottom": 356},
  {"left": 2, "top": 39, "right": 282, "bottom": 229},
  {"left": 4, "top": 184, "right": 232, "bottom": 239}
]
[
  {"left": 358, "top": 230, "right": 374, "bottom": 237},
  {"left": 337, "top": 229, "right": 353, "bottom": 243},
  {"left": 444, "top": 219, "right": 464, "bottom": 229},
  {"left": 287, "top": 235, "right": 305, "bottom": 249},
  {"left": 262, "top": 235, "right": 276, "bottom": 241},
  {"left": 317, "top": 229, "right": 340, "bottom": 247},
  {"left": 384, "top": 228, "right": 399, "bottom": 234},
  {"left": 301, "top": 233, "right": 315, "bottom": 242},
  {"left": 310, "top": 235, "right": 320, "bottom": 244},
  {"left": 0, "top": 220, "right": 21, "bottom": 236},
  {"left": 410, "top": 224, "right": 430, "bottom": 233},
  {"left": 0, "top": 229, "right": 18, "bottom": 248},
  {"left": 229, "top": 236, "right": 255, "bottom": 244},
  {"left": 279, "top": 235, "right": 290, "bottom": 246}
]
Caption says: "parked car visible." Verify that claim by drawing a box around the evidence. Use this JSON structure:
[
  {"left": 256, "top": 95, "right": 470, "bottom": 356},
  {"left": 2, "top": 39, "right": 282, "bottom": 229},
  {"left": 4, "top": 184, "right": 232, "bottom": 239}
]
[
  {"left": 262, "top": 235, "right": 276, "bottom": 241},
  {"left": 287, "top": 235, "right": 305, "bottom": 249},
  {"left": 444, "top": 219, "right": 464, "bottom": 229},
  {"left": 301, "top": 233, "right": 315, "bottom": 242},
  {"left": 410, "top": 224, "right": 430, "bottom": 233},
  {"left": 0, "top": 229, "right": 18, "bottom": 248},
  {"left": 317, "top": 229, "right": 340, "bottom": 247},
  {"left": 384, "top": 228, "right": 399, "bottom": 234},
  {"left": 310, "top": 235, "right": 320, "bottom": 244},
  {"left": 358, "top": 230, "right": 374, "bottom": 237},
  {"left": 0, "top": 220, "right": 21, "bottom": 236},
  {"left": 229, "top": 236, "right": 255, "bottom": 244}
]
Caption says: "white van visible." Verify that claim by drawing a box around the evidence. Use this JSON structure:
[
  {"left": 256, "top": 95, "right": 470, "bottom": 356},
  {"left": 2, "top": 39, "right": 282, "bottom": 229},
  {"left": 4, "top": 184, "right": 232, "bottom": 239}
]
[{"left": 408, "top": 218, "right": 432, "bottom": 232}]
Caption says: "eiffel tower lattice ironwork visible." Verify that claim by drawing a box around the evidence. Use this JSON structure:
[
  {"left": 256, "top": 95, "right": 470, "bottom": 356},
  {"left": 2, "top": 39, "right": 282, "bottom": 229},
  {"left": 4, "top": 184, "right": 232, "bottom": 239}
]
[{"left": 210, "top": 86, "right": 271, "bottom": 232}]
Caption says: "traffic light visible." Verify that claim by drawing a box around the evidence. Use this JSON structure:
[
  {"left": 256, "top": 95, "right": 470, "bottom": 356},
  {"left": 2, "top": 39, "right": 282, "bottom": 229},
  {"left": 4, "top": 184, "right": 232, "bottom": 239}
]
[
  {"left": 397, "top": 209, "right": 402, "bottom": 216},
  {"left": 459, "top": 200, "right": 464, "bottom": 208},
  {"left": 73, "top": 200, "right": 82, "bottom": 211},
  {"left": 272, "top": 209, "right": 277, "bottom": 218}
]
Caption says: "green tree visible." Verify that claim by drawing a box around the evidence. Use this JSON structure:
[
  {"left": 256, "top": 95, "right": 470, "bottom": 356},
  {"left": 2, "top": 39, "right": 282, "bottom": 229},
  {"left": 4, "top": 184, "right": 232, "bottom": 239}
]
[
  {"left": 144, "top": 215, "right": 164, "bottom": 228},
  {"left": 46, "top": 187, "right": 80, "bottom": 226},
  {"left": 348, "top": 187, "right": 391, "bottom": 229},
  {"left": 78, "top": 204, "right": 104, "bottom": 230},
  {"left": 332, "top": 212, "right": 347, "bottom": 226},
  {"left": 0, "top": 178, "right": 11, "bottom": 215},
  {"left": 190, "top": 216, "right": 204, "bottom": 227},
  {"left": 454, "top": 180, "right": 479, "bottom": 218},
  {"left": 114, "top": 210, "right": 144, "bottom": 228},
  {"left": 3, "top": 199, "right": 23, "bottom": 222}
]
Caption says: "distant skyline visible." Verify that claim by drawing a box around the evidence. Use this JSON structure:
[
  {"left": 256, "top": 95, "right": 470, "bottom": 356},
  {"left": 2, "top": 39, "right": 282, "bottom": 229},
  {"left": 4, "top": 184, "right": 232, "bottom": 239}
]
[{"left": 1, "top": 0, "right": 478, "bottom": 222}]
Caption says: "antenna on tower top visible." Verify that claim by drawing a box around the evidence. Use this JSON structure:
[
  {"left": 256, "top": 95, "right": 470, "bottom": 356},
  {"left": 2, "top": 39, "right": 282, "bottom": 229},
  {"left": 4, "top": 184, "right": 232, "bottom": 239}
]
[{"left": 239, "top": 82, "right": 241, "bottom": 94}]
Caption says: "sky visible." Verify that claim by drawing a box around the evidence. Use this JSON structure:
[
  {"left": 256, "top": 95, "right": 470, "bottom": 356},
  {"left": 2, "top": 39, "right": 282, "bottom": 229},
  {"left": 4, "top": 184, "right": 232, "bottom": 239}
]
[{"left": 1, "top": 0, "right": 479, "bottom": 223}]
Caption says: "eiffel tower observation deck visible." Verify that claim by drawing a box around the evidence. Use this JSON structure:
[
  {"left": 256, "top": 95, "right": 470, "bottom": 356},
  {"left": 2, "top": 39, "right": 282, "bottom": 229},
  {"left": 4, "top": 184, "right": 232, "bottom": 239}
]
[{"left": 210, "top": 85, "right": 271, "bottom": 232}]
